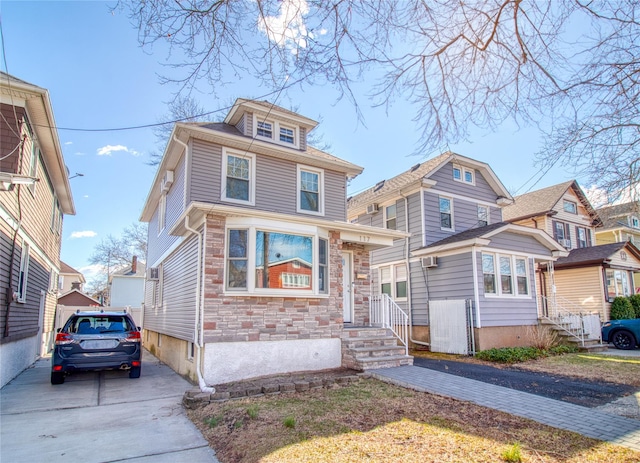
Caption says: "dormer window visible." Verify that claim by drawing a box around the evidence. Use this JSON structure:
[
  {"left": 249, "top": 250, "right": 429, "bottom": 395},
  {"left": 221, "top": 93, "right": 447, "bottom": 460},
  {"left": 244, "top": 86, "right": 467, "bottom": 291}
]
[
  {"left": 254, "top": 115, "right": 299, "bottom": 148},
  {"left": 256, "top": 121, "right": 273, "bottom": 138},
  {"left": 453, "top": 164, "right": 474, "bottom": 185},
  {"left": 631, "top": 216, "right": 639, "bottom": 229}
]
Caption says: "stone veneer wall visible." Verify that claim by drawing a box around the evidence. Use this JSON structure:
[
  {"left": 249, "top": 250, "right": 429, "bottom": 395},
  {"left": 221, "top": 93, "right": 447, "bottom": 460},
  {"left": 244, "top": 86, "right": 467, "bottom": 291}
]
[{"left": 200, "top": 215, "right": 372, "bottom": 344}]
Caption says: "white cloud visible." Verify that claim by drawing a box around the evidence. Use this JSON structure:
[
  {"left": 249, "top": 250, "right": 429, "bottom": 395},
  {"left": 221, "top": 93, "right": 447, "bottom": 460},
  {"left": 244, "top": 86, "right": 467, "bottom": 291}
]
[
  {"left": 64, "top": 141, "right": 73, "bottom": 145},
  {"left": 258, "top": 0, "right": 310, "bottom": 50},
  {"left": 70, "top": 230, "right": 97, "bottom": 239},
  {"left": 79, "top": 264, "right": 105, "bottom": 281},
  {"left": 96, "top": 145, "right": 141, "bottom": 157}
]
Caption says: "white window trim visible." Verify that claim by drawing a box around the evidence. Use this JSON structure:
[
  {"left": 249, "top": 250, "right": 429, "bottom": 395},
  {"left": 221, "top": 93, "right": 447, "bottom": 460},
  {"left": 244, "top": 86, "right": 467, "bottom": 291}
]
[
  {"left": 452, "top": 164, "right": 475, "bottom": 185},
  {"left": 157, "top": 193, "right": 166, "bottom": 235},
  {"left": 224, "top": 218, "right": 329, "bottom": 297},
  {"left": 297, "top": 164, "right": 324, "bottom": 216},
  {"left": 631, "top": 216, "right": 639, "bottom": 229},
  {"left": 221, "top": 148, "right": 256, "bottom": 206},
  {"left": 378, "top": 263, "right": 408, "bottom": 301},
  {"left": 439, "top": 196, "right": 454, "bottom": 232},
  {"left": 482, "top": 252, "right": 531, "bottom": 299},
  {"left": 253, "top": 114, "right": 300, "bottom": 149}
]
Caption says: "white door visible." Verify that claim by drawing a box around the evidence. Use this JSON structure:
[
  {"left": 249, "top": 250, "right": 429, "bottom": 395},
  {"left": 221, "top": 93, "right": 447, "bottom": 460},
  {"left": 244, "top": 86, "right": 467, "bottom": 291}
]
[{"left": 342, "top": 252, "right": 353, "bottom": 323}]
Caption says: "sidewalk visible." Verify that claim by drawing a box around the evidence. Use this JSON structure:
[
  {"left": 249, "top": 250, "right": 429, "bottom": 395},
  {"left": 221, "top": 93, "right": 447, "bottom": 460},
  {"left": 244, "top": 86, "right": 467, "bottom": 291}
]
[{"left": 369, "top": 365, "right": 640, "bottom": 452}]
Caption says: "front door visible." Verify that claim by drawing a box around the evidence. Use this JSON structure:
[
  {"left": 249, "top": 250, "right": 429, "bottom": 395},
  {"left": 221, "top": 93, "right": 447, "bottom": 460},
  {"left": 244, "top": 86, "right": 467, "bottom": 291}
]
[{"left": 342, "top": 252, "right": 353, "bottom": 323}]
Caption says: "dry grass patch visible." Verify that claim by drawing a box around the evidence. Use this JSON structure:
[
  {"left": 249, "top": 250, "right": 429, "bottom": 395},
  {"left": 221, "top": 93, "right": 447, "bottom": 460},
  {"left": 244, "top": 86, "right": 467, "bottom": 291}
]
[{"left": 188, "top": 378, "right": 640, "bottom": 463}]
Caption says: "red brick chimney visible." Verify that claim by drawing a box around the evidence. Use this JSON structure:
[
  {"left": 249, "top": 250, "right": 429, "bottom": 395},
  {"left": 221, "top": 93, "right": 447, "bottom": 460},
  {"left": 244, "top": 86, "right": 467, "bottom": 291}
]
[{"left": 131, "top": 255, "right": 138, "bottom": 274}]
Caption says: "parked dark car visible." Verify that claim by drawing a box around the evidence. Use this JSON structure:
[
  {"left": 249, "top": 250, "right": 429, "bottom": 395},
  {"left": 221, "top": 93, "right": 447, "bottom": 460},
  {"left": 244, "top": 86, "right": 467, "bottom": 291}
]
[
  {"left": 51, "top": 310, "right": 142, "bottom": 384},
  {"left": 601, "top": 318, "right": 640, "bottom": 350}
]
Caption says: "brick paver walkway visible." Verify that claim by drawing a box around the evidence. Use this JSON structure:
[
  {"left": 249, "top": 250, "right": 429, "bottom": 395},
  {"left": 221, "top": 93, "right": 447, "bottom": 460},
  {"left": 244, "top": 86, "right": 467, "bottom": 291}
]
[{"left": 370, "top": 365, "right": 640, "bottom": 451}]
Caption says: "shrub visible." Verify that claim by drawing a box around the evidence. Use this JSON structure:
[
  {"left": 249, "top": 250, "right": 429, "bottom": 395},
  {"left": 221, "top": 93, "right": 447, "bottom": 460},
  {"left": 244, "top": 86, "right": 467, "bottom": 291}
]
[
  {"left": 610, "top": 296, "right": 635, "bottom": 320},
  {"left": 629, "top": 294, "right": 640, "bottom": 318},
  {"left": 502, "top": 443, "right": 522, "bottom": 462},
  {"left": 476, "top": 345, "right": 577, "bottom": 363},
  {"left": 526, "top": 325, "right": 558, "bottom": 350}
]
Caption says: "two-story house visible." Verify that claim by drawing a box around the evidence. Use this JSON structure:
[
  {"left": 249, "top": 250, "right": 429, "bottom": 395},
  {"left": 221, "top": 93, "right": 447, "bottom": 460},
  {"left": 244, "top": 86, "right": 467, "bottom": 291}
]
[
  {"left": 109, "top": 255, "right": 146, "bottom": 307},
  {"left": 595, "top": 202, "right": 640, "bottom": 292},
  {"left": 58, "top": 261, "right": 85, "bottom": 294},
  {"left": 0, "top": 72, "right": 75, "bottom": 387},
  {"left": 140, "top": 99, "right": 410, "bottom": 389},
  {"left": 503, "top": 181, "right": 640, "bottom": 321},
  {"left": 347, "top": 152, "right": 567, "bottom": 353}
]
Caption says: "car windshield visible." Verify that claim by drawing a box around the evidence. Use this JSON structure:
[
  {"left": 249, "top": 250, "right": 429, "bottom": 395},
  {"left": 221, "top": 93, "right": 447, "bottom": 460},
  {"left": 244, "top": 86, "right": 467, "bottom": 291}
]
[{"left": 68, "top": 316, "right": 134, "bottom": 334}]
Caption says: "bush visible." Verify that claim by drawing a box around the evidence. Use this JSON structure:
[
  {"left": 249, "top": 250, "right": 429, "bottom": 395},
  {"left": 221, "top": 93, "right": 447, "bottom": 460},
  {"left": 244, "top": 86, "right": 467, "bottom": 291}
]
[
  {"left": 610, "top": 296, "right": 635, "bottom": 320},
  {"left": 476, "top": 345, "right": 578, "bottom": 363},
  {"left": 629, "top": 294, "right": 640, "bottom": 318}
]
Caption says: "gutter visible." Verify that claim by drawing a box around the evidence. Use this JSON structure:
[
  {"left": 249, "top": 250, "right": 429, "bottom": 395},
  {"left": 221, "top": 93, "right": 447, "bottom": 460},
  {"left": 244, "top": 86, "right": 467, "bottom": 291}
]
[{"left": 175, "top": 134, "right": 214, "bottom": 394}]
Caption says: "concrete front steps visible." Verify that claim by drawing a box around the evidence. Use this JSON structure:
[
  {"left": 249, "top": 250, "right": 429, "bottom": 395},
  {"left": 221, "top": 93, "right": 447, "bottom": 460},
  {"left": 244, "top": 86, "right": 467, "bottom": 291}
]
[
  {"left": 539, "top": 318, "right": 608, "bottom": 353},
  {"left": 341, "top": 326, "right": 413, "bottom": 371}
]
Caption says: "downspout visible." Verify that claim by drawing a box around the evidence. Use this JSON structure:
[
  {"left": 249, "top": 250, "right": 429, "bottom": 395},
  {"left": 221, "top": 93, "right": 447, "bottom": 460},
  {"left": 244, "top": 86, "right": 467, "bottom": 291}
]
[
  {"left": 400, "top": 191, "right": 429, "bottom": 348},
  {"left": 174, "top": 134, "right": 214, "bottom": 393}
]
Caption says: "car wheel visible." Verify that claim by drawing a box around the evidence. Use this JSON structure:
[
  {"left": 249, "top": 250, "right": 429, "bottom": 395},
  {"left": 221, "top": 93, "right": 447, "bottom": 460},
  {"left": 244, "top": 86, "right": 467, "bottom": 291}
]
[
  {"left": 51, "top": 372, "right": 65, "bottom": 385},
  {"left": 129, "top": 366, "right": 141, "bottom": 379},
  {"left": 611, "top": 329, "right": 637, "bottom": 350}
]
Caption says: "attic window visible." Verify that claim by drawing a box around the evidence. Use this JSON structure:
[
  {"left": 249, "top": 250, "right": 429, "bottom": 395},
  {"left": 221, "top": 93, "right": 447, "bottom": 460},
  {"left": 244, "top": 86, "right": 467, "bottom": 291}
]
[
  {"left": 279, "top": 126, "right": 295, "bottom": 144},
  {"left": 257, "top": 121, "right": 273, "bottom": 138},
  {"left": 563, "top": 200, "right": 577, "bottom": 214},
  {"left": 631, "top": 216, "right": 639, "bottom": 229},
  {"left": 453, "top": 164, "right": 474, "bottom": 185},
  {"left": 374, "top": 180, "right": 385, "bottom": 192}
]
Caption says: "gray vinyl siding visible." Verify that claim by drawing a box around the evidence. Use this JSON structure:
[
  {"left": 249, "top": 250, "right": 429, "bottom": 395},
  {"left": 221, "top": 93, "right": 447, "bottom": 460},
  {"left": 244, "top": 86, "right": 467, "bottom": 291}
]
[
  {"left": 146, "top": 156, "right": 186, "bottom": 266},
  {"left": 429, "top": 162, "right": 500, "bottom": 203},
  {"left": 143, "top": 234, "right": 199, "bottom": 341},
  {"left": 189, "top": 138, "right": 347, "bottom": 221},
  {"left": 425, "top": 253, "right": 475, "bottom": 300},
  {"left": 488, "top": 231, "right": 551, "bottom": 255},
  {"left": 245, "top": 113, "right": 253, "bottom": 136},
  {"left": 236, "top": 114, "right": 246, "bottom": 136},
  {"left": 189, "top": 139, "right": 222, "bottom": 204},
  {"left": 476, "top": 253, "right": 538, "bottom": 327},
  {"left": 409, "top": 260, "right": 429, "bottom": 325},
  {"left": 371, "top": 239, "right": 406, "bottom": 265},
  {"left": 491, "top": 207, "right": 503, "bottom": 223}
]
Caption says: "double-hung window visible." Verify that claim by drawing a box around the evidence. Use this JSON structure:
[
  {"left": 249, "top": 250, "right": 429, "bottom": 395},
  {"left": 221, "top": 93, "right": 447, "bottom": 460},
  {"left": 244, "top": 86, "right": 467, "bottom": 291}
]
[
  {"left": 482, "top": 253, "right": 529, "bottom": 297},
  {"left": 256, "top": 120, "right": 273, "bottom": 138},
  {"left": 223, "top": 150, "right": 255, "bottom": 205},
  {"left": 553, "top": 220, "right": 571, "bottom": 248},
  {"left": 439, "top": 197, "right": 453, "bottom": 230},
  {"left": 298, "top": 165, "right": 323, "bottom": 215},
  {"left": 225, "top": 220, "right": 328, "bottom": 296},
  {"left": 17, "top": 241, "right": 30, "bottom": 303},
  {"left": 254, "top": 116, "right": 299, "bottom": 148},
  {"left": 279, "top": 126, "right": 295, "bottom": 144},
  {"left": 576, "top": 226, "right": 590, "bottom": 248},
  {"left": 385, "top": 204, "right": 397, "bottom": 230},
  {"left": 378, "top": 264, "right": 407, "bottom": 300},
  {"left": 477, "top": 205, "right": 489, "bottom": 227}
]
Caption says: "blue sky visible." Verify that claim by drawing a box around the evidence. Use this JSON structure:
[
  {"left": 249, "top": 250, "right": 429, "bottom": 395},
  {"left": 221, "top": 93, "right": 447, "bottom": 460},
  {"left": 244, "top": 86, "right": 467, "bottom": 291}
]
[{"left": 1, "top": 1, "right": 591, "bottom": 281}]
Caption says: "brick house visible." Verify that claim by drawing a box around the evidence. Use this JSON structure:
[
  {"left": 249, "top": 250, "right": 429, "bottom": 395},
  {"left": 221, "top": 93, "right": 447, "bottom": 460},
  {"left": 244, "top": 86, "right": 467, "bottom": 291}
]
[
  {"left": 140, "top": 99, "right": 410, "bottom": 389},
  {"left": 0, "top": 72, "right": 75, "bottom": 387}
]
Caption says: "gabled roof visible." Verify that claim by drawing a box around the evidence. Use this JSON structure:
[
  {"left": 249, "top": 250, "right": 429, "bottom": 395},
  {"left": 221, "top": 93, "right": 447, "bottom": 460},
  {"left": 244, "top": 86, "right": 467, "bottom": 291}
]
[
  {"left": 112, "top": 261, "right": 146, "bottom": 277},
  {"left": 0, "top": 72, "right": 75, "bottom": 214},
  {"left": 347, "top": 152, "right": 513, "bottom": 214},
  {"left": 58, "top": 289, "right": 103, "bottom": 307},
  {"left": 596, "top": 201, "right": 640, "bottom": 230},
  {"left": 551, "top": 242, "right": 640, "bottom": 270},
  {"left": 412, "top": 222, "right": 567, "bottom": 257},
  {"left": 224, "top": 98, "right": 318, "bottom": 130},
  {"left": 503, "top": 180, "right": 600, "bottom": 226},
  {"left": 60, "top": 261, "right": 86, "bottom": 283}
]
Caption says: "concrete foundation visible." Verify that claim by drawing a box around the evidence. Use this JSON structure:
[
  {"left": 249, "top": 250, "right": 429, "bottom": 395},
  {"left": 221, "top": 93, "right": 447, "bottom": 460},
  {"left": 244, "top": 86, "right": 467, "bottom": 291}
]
[
  {"left": 143, "top": 330, "right": 198, "bottom": 384},
  {"left": 203, "top": 338, "right": 342, "bottom": 384},
  {"left": 0, "top": 335, "right": 38, "bottom": 388},
  {"left": 473, "top": 325, "right": 537, "bottom": 351}
]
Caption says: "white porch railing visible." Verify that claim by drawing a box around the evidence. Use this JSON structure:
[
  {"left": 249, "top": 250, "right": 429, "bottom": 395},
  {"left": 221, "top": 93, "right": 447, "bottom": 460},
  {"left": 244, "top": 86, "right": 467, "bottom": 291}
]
[
  {"left": 369, "top": 294, "right": 409, "bottom": 355},
  {"left": 537, "top": 295, "right": 602, "bottom": 345}
]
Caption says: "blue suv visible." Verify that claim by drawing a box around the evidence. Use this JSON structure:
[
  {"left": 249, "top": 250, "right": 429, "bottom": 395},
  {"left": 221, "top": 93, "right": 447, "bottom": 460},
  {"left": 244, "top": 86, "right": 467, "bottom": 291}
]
[{"left": 51, "top": 311, "right": 142, "bottom": 384}]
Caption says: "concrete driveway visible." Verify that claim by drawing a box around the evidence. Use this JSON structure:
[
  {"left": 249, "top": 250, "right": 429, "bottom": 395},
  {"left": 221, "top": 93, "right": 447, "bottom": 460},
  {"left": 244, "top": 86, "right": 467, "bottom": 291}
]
[{"left": 1, "top": 350, "right": 219, "bottom": 463}]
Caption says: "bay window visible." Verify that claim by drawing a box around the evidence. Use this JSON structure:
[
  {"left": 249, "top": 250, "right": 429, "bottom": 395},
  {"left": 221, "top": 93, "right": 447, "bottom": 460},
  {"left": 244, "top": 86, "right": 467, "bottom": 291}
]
[
  {"left": 225, "top": 221, "right": 328, "bottom": 295},
  {"left": 606, "top": 269, "right": 631, "bottom": 301},
  {"left": 482, "top": 252, "right": 530, "bottom": 297}
]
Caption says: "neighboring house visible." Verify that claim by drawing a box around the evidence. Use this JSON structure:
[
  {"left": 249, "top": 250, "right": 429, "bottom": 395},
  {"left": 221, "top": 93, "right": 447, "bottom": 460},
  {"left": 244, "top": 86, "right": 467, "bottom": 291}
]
[
  {"left": 595, "top": 202, "right": 640, "bottom": 291},
  {"left": 109, "top": 255, "right": 146, "bottom": 307},
  {"left": 57, "top": 289, "right": 102, "bottom": 307},
  {"left": 0, "top": 72, "right": 75, "bottom": 387},
  {"left": 347, "top": 152, "right": 568, "bottom": 352},
  {"left": 504, "top": 181, "right": 638, "bottom": 321},
  {"left": 59, "top": 261, "right": 85, "bottom": 294},
  {"left": 140, "top": 99, "right": 408, "bottom": 388}
]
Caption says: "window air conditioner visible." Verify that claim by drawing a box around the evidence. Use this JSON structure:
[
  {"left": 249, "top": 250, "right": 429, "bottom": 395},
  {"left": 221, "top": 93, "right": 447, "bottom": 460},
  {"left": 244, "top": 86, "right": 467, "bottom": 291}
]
[
  {"left": 366, "top": 203, "right": 379, "bottom": 214},
  {"left": 421, "top": 256, "right": 437, "bottom": 268},
  {"left": 160, "top": 170, "right": 174, "bottom": 193},
  {"left": 561, "top": 239, "right": 572, "bottom": 249},
  {"left": 147, "top": 267, "right": 160, "bottom": 280}
]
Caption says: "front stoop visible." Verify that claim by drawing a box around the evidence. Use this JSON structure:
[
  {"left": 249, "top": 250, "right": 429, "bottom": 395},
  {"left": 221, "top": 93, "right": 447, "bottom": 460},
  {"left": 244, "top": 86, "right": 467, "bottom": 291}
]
[
  {"left": 341, "top": 326, "right": 413, "bottom": 371},
  {"left": 539, "top": 318, "right": 609, "bottom": 353}
]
